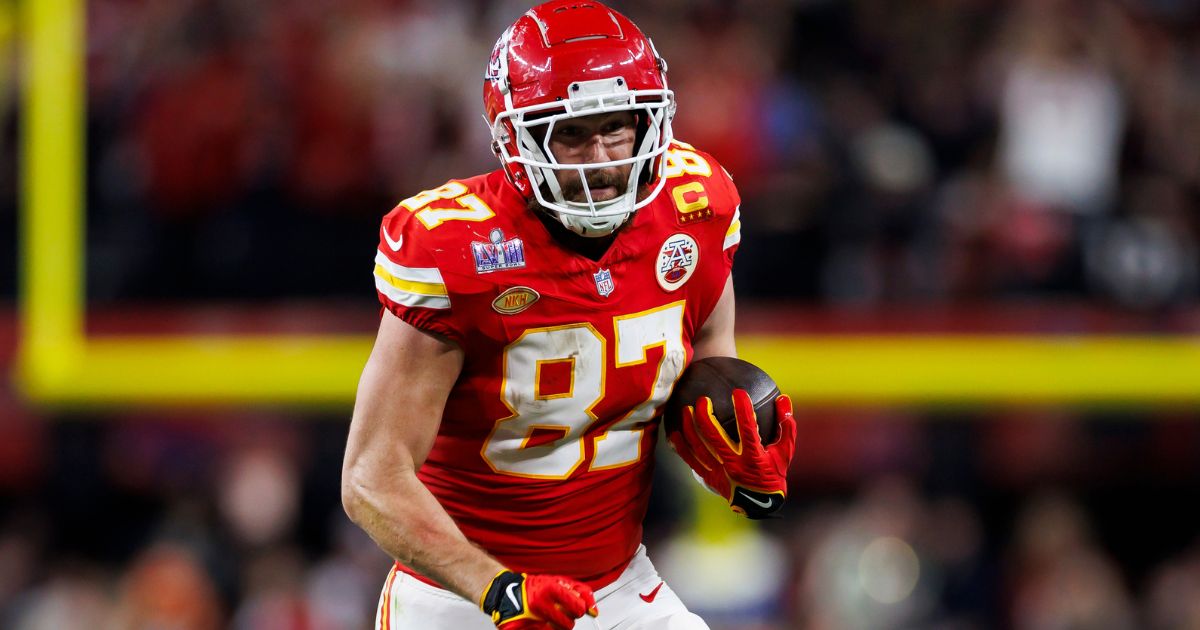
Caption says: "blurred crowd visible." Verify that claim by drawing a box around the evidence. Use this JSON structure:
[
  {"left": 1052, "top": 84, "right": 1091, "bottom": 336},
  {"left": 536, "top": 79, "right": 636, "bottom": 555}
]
[
  {"left": 0, "top": 417, "right": 390, "bottom": 630},
  {"left": 2, "top": 413, "right": 1200, "bottom": 629},
  {"left": 2, "top": 0, "right": 1194, "bottom": 307},
  {"left": 2, "top": 0, "right": 1200, "bottom": 628}
]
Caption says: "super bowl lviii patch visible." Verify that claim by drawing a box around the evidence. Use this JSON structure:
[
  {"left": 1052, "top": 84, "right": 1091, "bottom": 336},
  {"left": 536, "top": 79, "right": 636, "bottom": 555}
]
[
  {"left": 472, "top": 228, "right": 526, "bottom": 274},
  {"left": 656, "top": 234, "right": 699, "bottom": 291}
]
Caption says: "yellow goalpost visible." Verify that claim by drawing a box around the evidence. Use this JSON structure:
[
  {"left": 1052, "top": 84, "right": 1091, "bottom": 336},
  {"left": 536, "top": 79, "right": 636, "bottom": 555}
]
[{"left": 14, "top": 0, "right": 1200, "bottom": 407}]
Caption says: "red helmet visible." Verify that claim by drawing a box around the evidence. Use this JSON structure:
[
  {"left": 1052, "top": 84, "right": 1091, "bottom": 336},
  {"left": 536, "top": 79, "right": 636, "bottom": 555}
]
[{"left": 483, "top": 1, "right": 675, "bottom": 237}]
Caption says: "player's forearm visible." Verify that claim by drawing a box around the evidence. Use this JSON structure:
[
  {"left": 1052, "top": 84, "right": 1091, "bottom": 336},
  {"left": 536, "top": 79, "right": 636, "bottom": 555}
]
[{"left": 342, "top": 469, "right": 504, "bottom": 603}]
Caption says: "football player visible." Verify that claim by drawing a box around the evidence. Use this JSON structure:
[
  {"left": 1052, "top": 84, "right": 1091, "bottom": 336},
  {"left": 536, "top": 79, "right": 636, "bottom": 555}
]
[{"left": 341, "top": 2, "right": 797, "bottom": 629}]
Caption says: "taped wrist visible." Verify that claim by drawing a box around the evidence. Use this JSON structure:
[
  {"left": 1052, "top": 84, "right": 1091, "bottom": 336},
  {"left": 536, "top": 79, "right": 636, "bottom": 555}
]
[{"left": 480, "top": 570, "right": 526, "bottom": 621}]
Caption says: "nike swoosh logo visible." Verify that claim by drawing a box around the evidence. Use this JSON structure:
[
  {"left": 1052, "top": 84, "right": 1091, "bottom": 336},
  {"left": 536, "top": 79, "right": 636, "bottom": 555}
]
[
  {"left": 382, "top": 229, "right": 403, "bottom": 252},
  {"left": 639, "top": 582, "right": 664, "bottom": 603},
  {"left": 505, "top": 582, "right": 521, "bottom": 610},
  {"left": 740, "top": 491, "right": 775, "bottom": 509}
]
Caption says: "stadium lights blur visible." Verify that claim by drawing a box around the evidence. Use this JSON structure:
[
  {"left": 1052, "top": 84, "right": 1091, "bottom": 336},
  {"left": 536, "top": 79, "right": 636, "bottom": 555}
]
[{"left": 14, "top": 0, "right": 1200, "bottom": 407}]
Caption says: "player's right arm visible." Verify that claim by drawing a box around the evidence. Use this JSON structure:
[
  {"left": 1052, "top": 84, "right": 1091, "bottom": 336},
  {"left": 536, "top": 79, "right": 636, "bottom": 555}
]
[
  {"left": 342, "top": 312, "right": 597, "bottom": 629},
  {"left": 341, "top": 310, "right": 503, "bottom": 600},
  {"left": 345, "top": 192, "right": 598, "bottom": 629}
]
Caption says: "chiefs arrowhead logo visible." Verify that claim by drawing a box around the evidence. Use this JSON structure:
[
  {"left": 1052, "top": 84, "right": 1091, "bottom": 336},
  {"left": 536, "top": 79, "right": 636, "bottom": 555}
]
[{"left": 656, "top": 234, "right": 699, "bottom": 292}]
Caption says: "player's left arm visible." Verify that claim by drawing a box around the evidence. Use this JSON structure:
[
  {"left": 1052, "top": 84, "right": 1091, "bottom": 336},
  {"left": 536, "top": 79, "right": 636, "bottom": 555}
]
[
  {"left": 673, "top": 272, "right": 797, "bottom": 519},
  {"left": 691, "top": 275, "right": 737, "bottom": 360}
]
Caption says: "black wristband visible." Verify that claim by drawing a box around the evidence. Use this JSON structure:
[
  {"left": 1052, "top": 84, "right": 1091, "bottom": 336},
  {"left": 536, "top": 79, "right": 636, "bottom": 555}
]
[
  {"left": 730, "top": 486, "right": 785, "bottom": 520},
  {"left": 481, "top": 570, "right": 526, "bottom": 620}
]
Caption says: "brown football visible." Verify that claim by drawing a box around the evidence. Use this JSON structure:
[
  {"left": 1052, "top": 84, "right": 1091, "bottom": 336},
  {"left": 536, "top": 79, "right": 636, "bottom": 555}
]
[{"left": 664, "top": 356, "right": 780, "bottom": 444}]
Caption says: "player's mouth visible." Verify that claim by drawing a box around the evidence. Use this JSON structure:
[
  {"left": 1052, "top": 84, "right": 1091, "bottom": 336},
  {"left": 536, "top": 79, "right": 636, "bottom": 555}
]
[
  {"left": 586, "top": 185, "right": 618, "bottom": 201},
  {"left": 562, "top": 169, "right": 625, "bottom": 204}
]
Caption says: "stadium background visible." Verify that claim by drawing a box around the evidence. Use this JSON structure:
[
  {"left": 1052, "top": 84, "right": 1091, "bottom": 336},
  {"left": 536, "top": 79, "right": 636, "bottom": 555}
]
[{"left": 2, "top": 0, "right": 1200, "bottom": 627}]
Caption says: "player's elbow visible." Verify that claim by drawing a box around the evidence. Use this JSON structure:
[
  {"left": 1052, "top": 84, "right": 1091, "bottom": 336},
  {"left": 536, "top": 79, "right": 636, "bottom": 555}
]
[{"left": 340, "top": 464, "right": 373, "bottom": 527}]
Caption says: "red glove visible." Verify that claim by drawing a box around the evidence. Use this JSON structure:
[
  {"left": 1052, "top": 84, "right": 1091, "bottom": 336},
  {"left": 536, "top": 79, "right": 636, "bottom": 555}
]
[
  {"left": 668, "top": 390, "right": 797, "bottom": 519},
  {"left": 480, "top": 571, "right": 598, "bottom": 630}
]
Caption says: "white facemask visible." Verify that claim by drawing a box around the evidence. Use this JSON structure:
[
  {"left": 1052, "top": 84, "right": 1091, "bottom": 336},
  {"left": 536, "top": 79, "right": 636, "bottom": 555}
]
[{"left": 490, "top": 77, "right": 676, "bottom": 237}]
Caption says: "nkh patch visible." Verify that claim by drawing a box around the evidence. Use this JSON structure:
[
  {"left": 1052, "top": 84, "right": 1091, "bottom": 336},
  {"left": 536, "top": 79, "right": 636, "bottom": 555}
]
[
  {"left": 492, "top": 287, "right": 539, "bottom": 315},
  {"left": 593, "top": 268, "right": 615, "bottom": 297},
  {"left": 656, "top": 234, "right": 699, "bottom": 292},
  {"left": 472, "top": 228, "right": 526, "bottom": 274}
]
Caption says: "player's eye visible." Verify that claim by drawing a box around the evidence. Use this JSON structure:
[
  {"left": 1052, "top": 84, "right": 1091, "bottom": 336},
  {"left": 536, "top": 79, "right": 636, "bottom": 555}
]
[
  {"left": 553, "top": 125, "right": 585, "bottom": 140},
  {"left": 602, "top": 119, "right": 631, "bottom": 135}
]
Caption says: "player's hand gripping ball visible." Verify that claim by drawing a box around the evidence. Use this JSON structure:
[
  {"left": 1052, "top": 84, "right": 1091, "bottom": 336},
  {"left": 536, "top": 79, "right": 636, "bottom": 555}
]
[
  {"left": 664, "top": 357, "right": 797, "bottom": 519},
  {"left": 665, "top": 357, "right": 781, "bottom": 443}
]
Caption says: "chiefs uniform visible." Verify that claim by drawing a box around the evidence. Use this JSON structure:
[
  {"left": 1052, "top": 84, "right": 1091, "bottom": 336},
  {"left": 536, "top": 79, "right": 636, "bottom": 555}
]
[{"left": 373, "top": 141, "right": 741, "bottom": 590}]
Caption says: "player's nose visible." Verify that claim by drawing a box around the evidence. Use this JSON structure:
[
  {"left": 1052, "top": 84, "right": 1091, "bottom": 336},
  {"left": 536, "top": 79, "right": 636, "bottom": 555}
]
[{"left": 582, "top": 134, "right": 615, "bottom": 163}]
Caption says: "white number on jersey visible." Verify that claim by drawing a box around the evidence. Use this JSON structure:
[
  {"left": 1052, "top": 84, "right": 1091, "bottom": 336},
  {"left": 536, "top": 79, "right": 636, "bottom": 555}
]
[
  {"left": 482, "top": 302, "right": 687, "bottom": 479},
  {"left": 398, "top": 181, "right": 496, "bottom": 230}
]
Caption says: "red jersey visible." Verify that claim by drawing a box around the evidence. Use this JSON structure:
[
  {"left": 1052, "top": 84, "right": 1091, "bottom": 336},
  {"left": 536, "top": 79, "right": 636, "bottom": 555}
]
[{"left": 373, "top": 142, "right": 742, "bottom": 589}]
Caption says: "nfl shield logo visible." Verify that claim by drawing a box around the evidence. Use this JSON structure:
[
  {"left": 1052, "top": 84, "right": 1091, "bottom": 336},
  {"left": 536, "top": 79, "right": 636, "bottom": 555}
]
[{"left": 593, "top": 268, "right": 615, "bottom": 297}]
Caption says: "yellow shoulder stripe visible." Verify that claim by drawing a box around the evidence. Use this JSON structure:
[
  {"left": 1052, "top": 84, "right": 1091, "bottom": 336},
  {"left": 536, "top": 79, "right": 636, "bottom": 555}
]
[{"left": 373, "top": 265, "right": 448, "bottom": 297}]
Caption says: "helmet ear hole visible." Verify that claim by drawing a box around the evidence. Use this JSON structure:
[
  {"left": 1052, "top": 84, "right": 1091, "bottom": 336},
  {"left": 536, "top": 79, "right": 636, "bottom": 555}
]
[
  {"left": 632, "top": 113, "right": 654, "bottom": 183},
  {"left": 637, "top": 162, "right": 654, "bottom": 185}
]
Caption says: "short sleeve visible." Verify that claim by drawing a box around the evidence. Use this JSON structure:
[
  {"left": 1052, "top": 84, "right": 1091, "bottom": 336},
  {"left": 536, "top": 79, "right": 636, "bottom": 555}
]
[
  {"left": 373, "top": 208, "right": 465, "bottom": 343},
  {"left": 716, "top": 166, "right": 741, "bottom": 268}
]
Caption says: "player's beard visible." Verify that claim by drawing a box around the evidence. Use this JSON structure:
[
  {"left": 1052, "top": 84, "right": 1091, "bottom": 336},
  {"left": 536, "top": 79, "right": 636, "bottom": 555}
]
[
  {"left": 530, "top": 169, "right": 652, "bottom": 214},
  {"left": 529, "top": 173, "right": 652, "bottom": 256},
  {"left": 559, "top": 169, "right": 627, "bottom": 204}
]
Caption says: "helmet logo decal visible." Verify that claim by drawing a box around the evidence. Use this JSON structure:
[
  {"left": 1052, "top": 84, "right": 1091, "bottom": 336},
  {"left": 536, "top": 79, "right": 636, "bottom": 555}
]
[
  {"left": 656, "top": 234, "right": 699, "bottom": 292},
  {"left": 484, "top": 26, "right": 513, "bottom": 91}
]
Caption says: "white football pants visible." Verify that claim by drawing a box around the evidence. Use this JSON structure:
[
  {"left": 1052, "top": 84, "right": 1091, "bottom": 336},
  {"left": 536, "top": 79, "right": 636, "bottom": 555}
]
[{"left": 374, "top": 545, "right": 709, "bottom": 630}]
